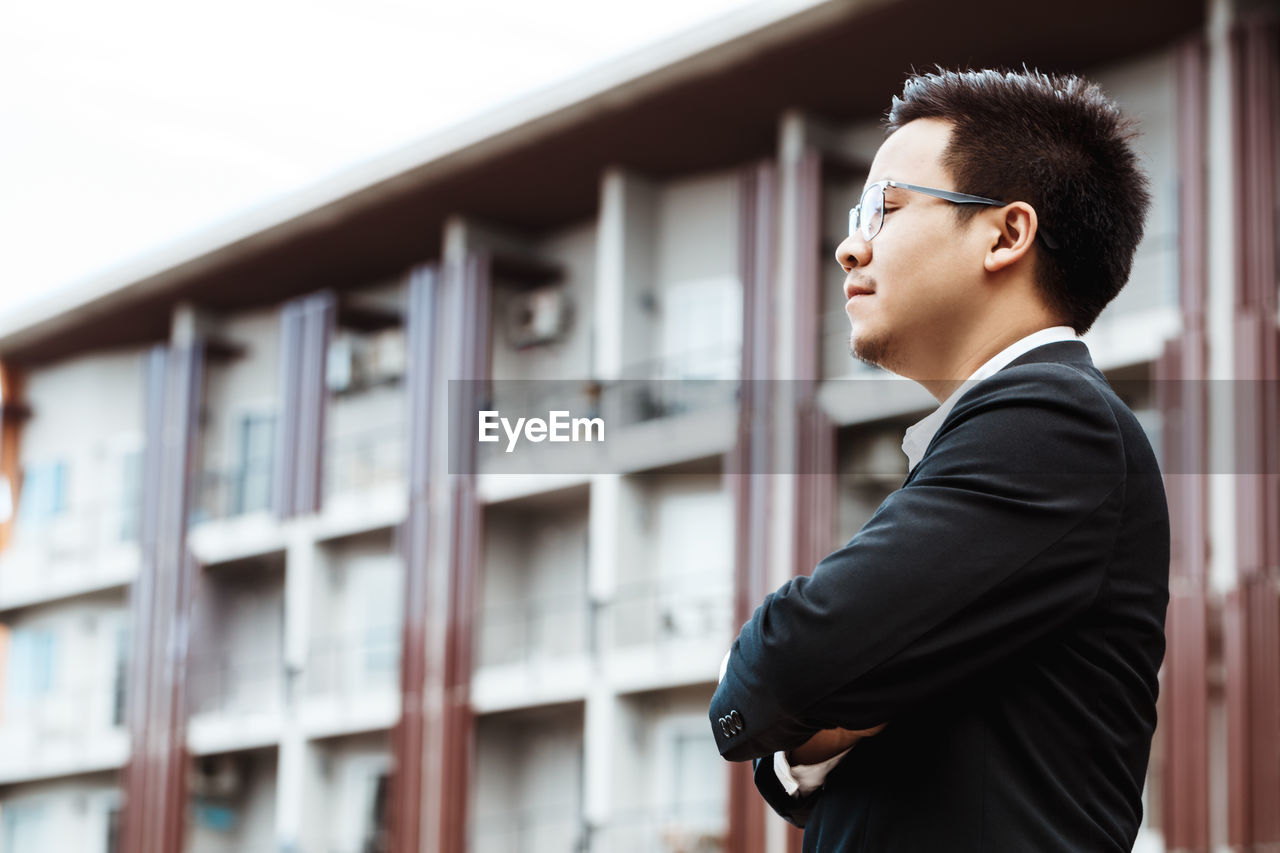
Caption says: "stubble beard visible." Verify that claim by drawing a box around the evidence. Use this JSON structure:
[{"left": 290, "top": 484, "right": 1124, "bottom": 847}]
[{"left": 849, "top": 328, "right": 892, "bottom": 370}]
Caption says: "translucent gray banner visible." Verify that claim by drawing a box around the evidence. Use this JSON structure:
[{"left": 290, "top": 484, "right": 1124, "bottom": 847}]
[{"left": 446, "top": 379, "right": 1280, "bottom": 476}]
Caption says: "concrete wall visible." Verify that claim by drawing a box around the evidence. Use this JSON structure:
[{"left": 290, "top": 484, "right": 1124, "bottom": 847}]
[
  {"left": 1092, "top": 47, "right": 1180, "bottom": 323},
  {"left": 305, "top": 731, "right": 391, "bottom": 853},
  {"left": 609, "top": 685, "right": 726, "bottom": 847},
  {"left": 0, "top": 592, "right": 128, "bottom": 741},
  {"left": 0, "top": 773, "right": 119, "bottom": 853},
  {"left": 191, "top": 565, "right": 284, "bottom": 717},
  {"left": 199, "top": 308, "right": 280, "bottom": 518},
  {"left": 9, "top": 347, "right": 145, "bottom": 553},
  {"left": 653, "top": 170, "right": 742, "bottom": 379},
  {"left": 479, "top": 495, "right": 590, "bottom": 667},
  {"left": 310, "top": 530, "right": 401, "bottom": 695},
  {"left": 490, "top": 221, "right": 598, "bottom": 381},
  {"left": 186, "top": 749, "right": 277, "bottom": 853},
  {"left": 471, "top": 704, "right": 584, "bottom": 853}
]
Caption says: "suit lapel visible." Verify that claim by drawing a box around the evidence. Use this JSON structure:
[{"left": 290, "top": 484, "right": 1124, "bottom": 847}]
[{"left": 900, "top": 341, "right": 1101, "bottom": 487}]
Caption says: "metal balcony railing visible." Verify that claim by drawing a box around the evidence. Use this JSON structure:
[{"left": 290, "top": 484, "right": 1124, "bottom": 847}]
[
  {"left": 191, "top": 463, "right": 274, "bottom": 524},
  {"left": 0, "top": 499, "right": 141, "bottom": 600},
  {"left": 476, "top": 593, "right": 590, "bottom": 669},
  {"left": 305, "top": 627, "right": 400, "bottom": 696},
  {"left": 593, "top": 804, "right": 727, "bottom": 853},
  {"left": 482, "top": 345, "right": 742, "bottom": 433},
  {"left": 187, "top": 650, "right": 283, "bottom": 717},
  {"left": 0, "top": 673, "right": 127, "bottom": 743},
  {"left": 606, "top": 346, "right": 741, "bottom": 427},
  {"left": 470, "top": 807, "right": 586, "bottom": 853},
  {"left": 322, "top": 420, "right": 406, "bottom": 499},
  {"left": 603, "top": 572, "right": 733, "bottom": 651}
]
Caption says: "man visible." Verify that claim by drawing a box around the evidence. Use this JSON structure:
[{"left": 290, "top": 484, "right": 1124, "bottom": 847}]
[{"left": 709, "top": 68, "right": 1170, "bottom": 852}]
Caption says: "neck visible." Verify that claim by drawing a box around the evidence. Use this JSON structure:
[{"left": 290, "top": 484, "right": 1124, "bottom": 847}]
[{"left": 911, "top": 319, "right": 1066, "bottom": 403}]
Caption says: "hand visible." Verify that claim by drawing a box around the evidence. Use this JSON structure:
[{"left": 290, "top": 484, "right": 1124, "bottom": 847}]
[{"left": 786, "top": 723, "right": 888, "bottom": 765}]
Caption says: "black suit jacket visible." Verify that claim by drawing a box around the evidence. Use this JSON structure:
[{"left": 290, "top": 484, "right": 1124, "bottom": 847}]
[{"left": 709, "top": 341, "right": 1170, "bottom": 852}]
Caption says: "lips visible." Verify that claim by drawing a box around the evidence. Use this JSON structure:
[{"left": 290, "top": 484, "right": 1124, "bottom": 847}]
[{"left": 844, "top": 280, "right": 875, "bottom": 300}]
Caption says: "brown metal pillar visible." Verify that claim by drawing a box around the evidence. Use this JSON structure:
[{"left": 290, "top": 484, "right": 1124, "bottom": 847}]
[
  {"left": 120, "top": 340, "right": 204, "bottom": 853},
  {"left": 393, "top": 252, "right": 488, "bottom": 853},
  {"left": 1226, "top": 11, "right": 1280, "bottom": 850},
  {"left": 391, "top": 265, "right": 440, "bottom": 853},
  {"left": 0, "top": 362, "right": 28, "bottom": 553},
  {"left": 274, "top": 291, "right": 336, "bottom": 519},
  {"left": 790, "top": 148, "right": 837, "bottom": 573},
  {"left": 442, "top": 252, "right": 487, "bottom": 853},
  {"left": 1158, "top": 34, "right": 1212, "bottom": 853},
  {"left": 786, "top": 148, "right": 834, "bottom": 853},
  {"left": 728, "top": 161, "right": 775, "bottom": 853}
]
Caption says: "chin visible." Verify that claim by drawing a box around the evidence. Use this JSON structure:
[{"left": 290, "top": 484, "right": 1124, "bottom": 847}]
[{"left": 850, "top": 330, "right": 890, "bottom": 370}]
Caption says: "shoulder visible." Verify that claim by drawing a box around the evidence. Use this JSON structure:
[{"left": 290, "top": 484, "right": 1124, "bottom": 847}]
[{"left": 917, "top": 362, "right": 1124, "bottom": 479}]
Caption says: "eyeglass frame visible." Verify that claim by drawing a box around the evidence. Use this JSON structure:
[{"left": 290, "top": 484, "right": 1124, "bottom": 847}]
[{"left": 848, "top": 180, "right": 1061, "bottom": 251}]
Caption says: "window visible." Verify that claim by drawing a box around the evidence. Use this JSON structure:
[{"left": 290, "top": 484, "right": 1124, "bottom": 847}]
[
  {"left": 1, "top": 800, "right": 48, "bottom": 852},
  {"left": 661, "top": 277, "right": 742, "bottom": 381},
  {"left": 5, "top": 627, "right": 58, "bottom": 708},
  {"left": 105, "top": 805, "right": 121, "bottom": 853},
  {"left": 232, "top": 413, "right": 275, "bottom": 515},
  {"left": 112, "top": 624, "right": 129, "bottom": 727},
  {"left": 17, "top": 460, "right": 68, "bottom": 528},
  {"left": 361, "top": 772, "right": 389, "bottom": 853},
  {"left": 118, "top": 449, "right": 142, "bottom": 543},
  {"left": 669, "top": 731, "right": 726, "bottom": 824},
  {"left": 355, "top": 561, "right": 400, "bottom": 686}
]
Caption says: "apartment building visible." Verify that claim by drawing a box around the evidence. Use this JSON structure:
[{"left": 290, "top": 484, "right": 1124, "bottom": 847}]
[{"left": 0, "top": 0, "right": 1275, "bottom": 852}]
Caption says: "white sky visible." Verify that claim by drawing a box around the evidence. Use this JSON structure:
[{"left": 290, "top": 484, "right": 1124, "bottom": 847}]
[{"left": 0, "top": 0, "right": 756, "bottom": 322}]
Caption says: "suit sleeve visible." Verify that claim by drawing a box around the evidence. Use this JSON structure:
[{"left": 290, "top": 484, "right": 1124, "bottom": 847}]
[
  {"left": 753, "top": 756, "right": 822, "bottom": 828},
  {"left": 709, "top": 366, "right": 1127, "bottom": 761}
]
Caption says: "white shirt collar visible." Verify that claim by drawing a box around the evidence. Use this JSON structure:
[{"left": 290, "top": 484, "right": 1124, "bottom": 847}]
[{"left": 901, "top": 326, "right": 1081, "bottom": 472}]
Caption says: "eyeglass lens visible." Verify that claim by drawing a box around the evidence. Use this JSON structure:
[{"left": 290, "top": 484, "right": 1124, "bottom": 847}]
[{"left": 849, "top": 183, "right": 885, "bottom": 241}]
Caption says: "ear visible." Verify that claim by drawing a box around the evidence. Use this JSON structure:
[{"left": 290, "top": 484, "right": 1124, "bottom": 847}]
[{"left": 983, "top": 202, "right": 1038, "bottom": 273}]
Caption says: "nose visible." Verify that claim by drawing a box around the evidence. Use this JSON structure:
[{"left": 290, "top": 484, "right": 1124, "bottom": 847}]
[{"left": 835, "top": 231, "right": 870, "bottom": 272}]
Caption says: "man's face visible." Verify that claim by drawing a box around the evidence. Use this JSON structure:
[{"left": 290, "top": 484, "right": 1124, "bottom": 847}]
[{"left": 835, "top": 118, "right": 985, "bottom": 376}]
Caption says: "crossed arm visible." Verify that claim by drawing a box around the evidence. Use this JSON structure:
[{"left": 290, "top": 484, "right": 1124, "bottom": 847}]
[{"left": 708, "top": 367, "right": 1125, "bottom": 818}]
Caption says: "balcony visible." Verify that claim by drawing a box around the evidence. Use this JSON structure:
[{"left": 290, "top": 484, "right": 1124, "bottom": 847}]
[
  {"left": 472, "top": 593, "right": 592, "bottom": 713},
  {"left": 596, "top": 805, "right": 727, "bottom": 853},
  {"left": 191, "top": 462, "right": 273, "bottom": 524},
  {"left": 471, "top": 705, "right": 584, "bottom": 852},
  {"left": 473, "top": 494, "right": 591, "bottom": 712},
  {"left": 470, "top": 809, "right": 585, "bottom": 853},
  {"left": 606, "top": 569, "right": 732, "bottom": 648},
  {"left": 0, "top": 500, "right": 140, "bottom": 610},
  {"left": 318, "top": 419, "right": 407, "bottom": 538},
  {"left": 300, "top": 627, "right": 400, "bottom": 736},
  {"left": 187, "top": 650, "right": 284, "bottom": 753},
  {"left": 0, "top": 674, "right": 129, "bottom": 782},
  {"left": 186, "top": 747, "right": 278, "bottom": 853}
]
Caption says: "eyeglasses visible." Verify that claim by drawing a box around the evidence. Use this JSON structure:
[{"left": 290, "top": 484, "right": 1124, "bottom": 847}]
[{"left": 849, "top": 180, "right": 1061, "bottom": 250}]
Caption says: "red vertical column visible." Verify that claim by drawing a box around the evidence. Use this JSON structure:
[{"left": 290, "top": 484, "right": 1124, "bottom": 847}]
[
  {"left": 0, "top": 362, "right": 28, "bottom": 554},
  {"left": 441, "top": 252, "right": 488, "bottom": 853},
  {"left": 1158, "top": 34, "right": 1212, "bottom": 853},
  {"left": 786, "top": 148, "right": 833, "bottom": 853},
  {"left": 390, "top": 265, "right": 439, "bottom": 853},
  {"left": 393, "top": 252, "right": 488, "bottom": 853},
  {"left": 728, "top": 161, "right": 776, "bottom": 853},
  {"left": 121, "top": 341, "right": 204, "bottom": 853},
  {"left": 1226, "top": 11, "right": 1280, "bottom": 850},
  {"left": 274, "top": 291, "right": 336, "bottom": 519}
]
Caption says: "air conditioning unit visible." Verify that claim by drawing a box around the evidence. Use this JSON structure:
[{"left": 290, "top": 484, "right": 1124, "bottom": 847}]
[
  {"left": 328, "top": 330, "right": 406, "bottom": 393},
  {"left": 366, "top": 328, "right": 406, "bottom": 383},
  {"left": 504, "top": 287, "right": 573, "bottom": 349},
  {"left": 327, "top": 335, "right": 362, "bottom": 393},
  {"left": 190, "top": 753, "right": 246, "bottom": 798}
]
